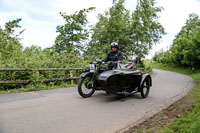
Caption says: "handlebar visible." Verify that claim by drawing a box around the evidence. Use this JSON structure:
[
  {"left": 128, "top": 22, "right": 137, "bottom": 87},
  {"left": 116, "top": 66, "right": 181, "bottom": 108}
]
[{"left": 91, "top": 59, "right": 122, "bottom": 69}]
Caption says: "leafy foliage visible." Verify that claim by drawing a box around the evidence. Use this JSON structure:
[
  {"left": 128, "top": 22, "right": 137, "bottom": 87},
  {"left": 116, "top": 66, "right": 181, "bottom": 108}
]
[
  {"left": 153, "top": 13, "right": 200, "bottom": 68},
  {"left": 0, "top": 18, "right": 23, "bottom": 60},
  {"left": 0, "top": 19, "right": 89, "bottom": 90},
  {"left": 54, "top": 7, "right": 95, "bottom": 54},
  {"left": 0, "top": 0, "right": 165, "bottom": 91},
  {"left": 85, "top": 0, "right": 131, "bottom": 59},
  {"left": 85, "top": 0, "right": 164, "bottom": 60},
  {"left": 130, "top": 0, "right": 165, "bottom": 59},
  {"left": 0, "top": 45, "right": 89, "bottom": 90}
]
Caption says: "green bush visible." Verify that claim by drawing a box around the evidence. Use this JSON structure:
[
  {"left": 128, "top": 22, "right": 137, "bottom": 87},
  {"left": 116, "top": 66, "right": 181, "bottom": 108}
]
[{"left": 0, "top": 45, "right": 89, "bottom": 90}]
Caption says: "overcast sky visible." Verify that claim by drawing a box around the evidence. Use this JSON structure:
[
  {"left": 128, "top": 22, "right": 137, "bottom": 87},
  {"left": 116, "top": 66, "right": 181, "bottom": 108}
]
[{"left": 1, "top": 0, "right": 200, "bottom": 58}]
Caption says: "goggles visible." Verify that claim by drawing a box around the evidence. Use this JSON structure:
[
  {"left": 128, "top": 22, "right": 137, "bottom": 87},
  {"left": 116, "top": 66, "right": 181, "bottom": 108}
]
[{"left": 111, "top": 46, "right": 117, "bottom": 48}]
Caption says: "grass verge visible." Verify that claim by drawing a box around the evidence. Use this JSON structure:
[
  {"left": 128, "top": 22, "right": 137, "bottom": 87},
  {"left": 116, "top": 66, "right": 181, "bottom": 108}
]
[{"left": 126, "top": 63, "right": 200, "bottom": 133}]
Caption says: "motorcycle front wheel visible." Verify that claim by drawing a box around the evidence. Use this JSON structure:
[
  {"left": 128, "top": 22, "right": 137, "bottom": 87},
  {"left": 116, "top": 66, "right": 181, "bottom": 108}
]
[{"left": 78, "top": 76, "right": 95, "bottom": 98}]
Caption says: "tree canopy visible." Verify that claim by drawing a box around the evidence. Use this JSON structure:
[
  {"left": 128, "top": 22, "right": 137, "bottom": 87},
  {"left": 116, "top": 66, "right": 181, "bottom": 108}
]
[
  {"left": 0, "top": 18, "right": 23, "bottom": 60},
  {"left": 54, "top": 0, "right": 165, "bottom": 61},
  {"left": 53, "top": 7, "right": 95, "bottom": 54},
  {"left": 153, "top": 13, "right": 200, "bottom": 68},
  {"left": 130, "top": 0, "right": 165, "bottom": 59}
]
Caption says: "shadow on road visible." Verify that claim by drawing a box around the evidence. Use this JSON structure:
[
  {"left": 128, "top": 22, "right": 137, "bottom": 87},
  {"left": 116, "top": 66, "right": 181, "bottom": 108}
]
[{"left": 90, "top": 91, "right": 142, "bottom": 102}]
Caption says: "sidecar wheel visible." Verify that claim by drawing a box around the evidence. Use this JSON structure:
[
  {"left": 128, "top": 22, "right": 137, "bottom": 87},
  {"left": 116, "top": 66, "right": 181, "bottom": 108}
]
[
  {"left": 140, "top": 78, "right": 150, "bottom": 98},
  {"left": 78, "top": 77, "right": 95, "bottom": 98}
]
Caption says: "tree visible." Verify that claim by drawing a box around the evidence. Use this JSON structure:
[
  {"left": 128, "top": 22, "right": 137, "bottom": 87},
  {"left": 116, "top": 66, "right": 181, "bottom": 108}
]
[
  {"left": 85, "top": 0, "right": 131, "bottom": 59},
  {"left": 85, "top": 0, "right": 165, "bottom": 61},
  {"left": 0, "top": 18, "right": 23, "bottom": 60},
  {"left": 154, "top": 13, "right": 200, "bottom": 68},
  {"left": 53, "top": 7, "right": 95, "bottom": 54},
  {"left": 130, "top": 0, "right": 165, "bottom": 60},
  {"left": 170, "top": 13, "right": 200, "bottom": 67}
]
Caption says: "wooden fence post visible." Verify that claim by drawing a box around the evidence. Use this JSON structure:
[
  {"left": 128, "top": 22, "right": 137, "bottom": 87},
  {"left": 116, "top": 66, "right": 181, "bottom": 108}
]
[{"left": 70, "top": 70, "right": 74, "bottom": 85}]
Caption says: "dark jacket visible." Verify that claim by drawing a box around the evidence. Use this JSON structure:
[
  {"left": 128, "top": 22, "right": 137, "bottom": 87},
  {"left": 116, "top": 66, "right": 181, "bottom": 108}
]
[{"left": 104, "top": 50, "right": 123, "bottom": 62}]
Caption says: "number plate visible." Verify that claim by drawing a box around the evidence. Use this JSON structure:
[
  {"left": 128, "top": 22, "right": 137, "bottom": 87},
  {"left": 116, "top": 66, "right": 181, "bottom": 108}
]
[{"left": 90, "top": 64, "right": 95, "bottom": 72}]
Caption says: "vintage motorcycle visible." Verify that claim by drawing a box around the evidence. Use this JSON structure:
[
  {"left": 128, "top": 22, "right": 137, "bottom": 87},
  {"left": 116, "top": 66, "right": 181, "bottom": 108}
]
[{"left": 78, "top": 59, "right": 152, "bottom": 98}]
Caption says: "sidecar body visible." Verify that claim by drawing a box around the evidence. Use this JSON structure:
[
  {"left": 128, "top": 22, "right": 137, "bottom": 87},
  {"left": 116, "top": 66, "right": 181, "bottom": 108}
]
[{"left": 97, "top": 65, "right": 152, "bottom": 96}]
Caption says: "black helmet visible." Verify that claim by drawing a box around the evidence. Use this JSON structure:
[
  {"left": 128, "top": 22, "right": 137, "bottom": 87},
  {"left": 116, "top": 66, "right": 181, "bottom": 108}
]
[{"left": 111, "top": 42, "right": 118, "bottom": 50}]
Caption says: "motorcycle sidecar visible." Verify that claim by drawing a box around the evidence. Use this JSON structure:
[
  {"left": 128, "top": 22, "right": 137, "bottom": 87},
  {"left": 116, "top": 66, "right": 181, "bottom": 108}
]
[{"left": 98, "top": 69, "right": 152, "bottom": 98}]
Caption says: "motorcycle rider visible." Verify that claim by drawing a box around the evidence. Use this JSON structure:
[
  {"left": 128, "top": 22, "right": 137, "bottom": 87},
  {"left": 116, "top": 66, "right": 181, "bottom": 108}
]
[
  {"left": 104, "top": 42, "right": 123, "bottom": 62},
  {"left": 104, "top": 42, "right": 123, "bottom": 69}
]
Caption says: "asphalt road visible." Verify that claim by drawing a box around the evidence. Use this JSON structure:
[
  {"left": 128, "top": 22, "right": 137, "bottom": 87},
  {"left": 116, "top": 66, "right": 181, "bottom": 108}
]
[{"left": 0, "top": 69, "right": 193, "bottom": 133}]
